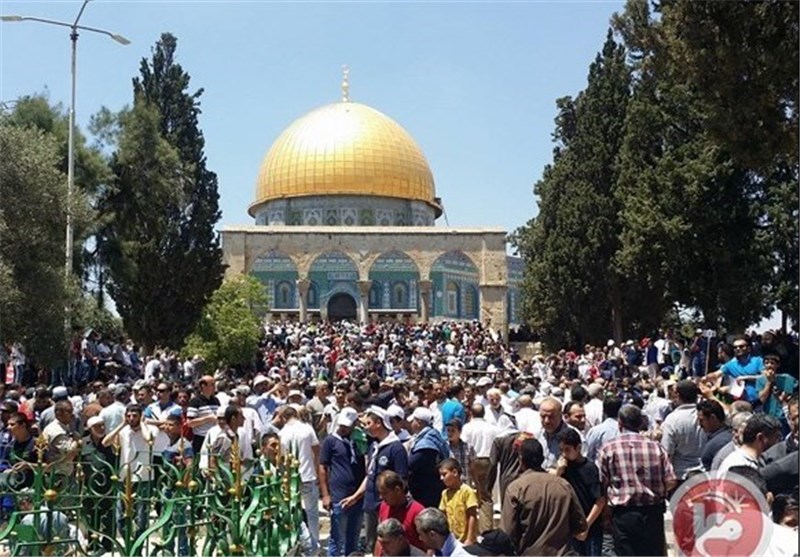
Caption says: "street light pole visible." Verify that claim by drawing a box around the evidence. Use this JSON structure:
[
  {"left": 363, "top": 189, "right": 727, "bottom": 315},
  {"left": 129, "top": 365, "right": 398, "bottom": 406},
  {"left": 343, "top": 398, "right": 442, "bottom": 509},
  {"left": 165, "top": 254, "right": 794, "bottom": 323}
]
[{"left": 1, "top": 2, "right": 129, "bottom": 375}]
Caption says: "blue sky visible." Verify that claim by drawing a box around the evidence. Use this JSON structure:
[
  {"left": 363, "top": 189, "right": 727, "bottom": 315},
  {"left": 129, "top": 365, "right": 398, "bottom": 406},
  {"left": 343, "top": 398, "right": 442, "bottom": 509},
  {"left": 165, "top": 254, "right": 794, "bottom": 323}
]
[{"left": 1, "top": 0, "right": 626, "bottom": 235}]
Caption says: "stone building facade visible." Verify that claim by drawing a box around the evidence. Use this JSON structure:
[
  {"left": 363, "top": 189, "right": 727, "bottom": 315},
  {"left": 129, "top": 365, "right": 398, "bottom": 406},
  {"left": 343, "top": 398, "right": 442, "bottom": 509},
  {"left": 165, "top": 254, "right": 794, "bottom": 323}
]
[{"left": 221, "top": 83, "right": 522, "bottom": 335}]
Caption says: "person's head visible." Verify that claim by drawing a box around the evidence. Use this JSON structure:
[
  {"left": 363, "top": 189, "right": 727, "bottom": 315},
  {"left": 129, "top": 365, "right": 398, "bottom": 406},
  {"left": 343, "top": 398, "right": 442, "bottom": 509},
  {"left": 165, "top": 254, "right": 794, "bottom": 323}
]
[
  {"left": 732, "top": 336, "right": 750, "bottom": 359},
  {"left": 696, "top": 399, "right": 726, "bottom": 434},
  {"left": 7, "top": 412, "right": 30, "bottom": 440},
  {"left": 414, "top": 508, "right": 450, "bottom": 552},
  {"left": 364, "top": 407, "right": 390, "bottom": 438},
  {"left": 618, "top": 404, "right": 644, "bottom": 433},
  {"left": 787, "top": 396, "right": 799, "bottom": 437},
  {"left": 334, "top": 383, "right": 348, "bottom": 406},
  {"left": 445, "top": 419, "right": 463, "bottom": 443},
  {"left": 176, "top": 388, "right": 191, "bottom": 407},
  {"left": 409, "top": 407, "right": 433, "bottom": 434},
  {"left": 260, "top": 432, "right": 281, "bottom": 462},
  {"left": 740, "top": 414, "right": 782, "bottom": 454},
  {"left": 763, "top": 354, "right": 781, "bottom": 372},
  {"left": 136, "top": 385, "right": 153, "bottom": 404},
  {"left": 516, "top": 394, "right": 533, "bottom": 409},
  {"left": 280, "top": 405, "right": 299, "bottom": 424},
  {"left": 603, "top": 395, "right": 623, "bottom": 420},
  {"left": 54, "top": 400, "right": 74, "bottom": 426},
  {"left": 564, "top": 401, "right": 586, "bottom": 431},
  {"left": 675, "top": 380, "right": 699, "bottom": 405},
  {"left": 539, "top": 397, "right": 563, "bottom": 434},
  {"left": 438, "top": 458, "right": 462, "bottom": 489},
  {"left": 125, "top": 404, "right": 143, "bottom": 429},
  {"left": 377, "top": 518, "right": 412, "bottom": 557},
  {"left": 86, "top": 415, "right": 105, "bottom": 438},
  {"left": 487, "top": 388, "right": 502, "bottom": 410},
  {"left": 729, "top": 411, "right": 753, "bottom": 445},
  {"left": 97, "top": 388, "right": 113, "bottom": 407},
  {"left": 471, "top": 403, "right": 486, "bottom": 419},
  {"left": 377, "top": 470, "right": 407, "bottom": 507},
  {"left": 155, "top": 383, "right": 171, "bottom": 403},
  {"left": 432, "top": 382, "right": 444, "bottom": 402},
  {"left": 198, "top": 375, "right": 215, "bottom": 396},
  {"left": 335, "top": 408, "right": 358, "bottom": 437},
  {"left": 163, "top": 414, "right": 182, "bottom": 438},
  {"left": 772, "top": 494, "right": 799, "bottom": 528},
  {"left": 315, "top": 382, "right": 329, "bottom": 400},
  {"left": 570, "top": 385, "right": 588, "bottom": 404},
  {"left": 556, "top": 427, "right": 583, "bottom": 463},
  {"left": 447, "top": 384, "right": 463, "bottom": 401},
  {"left": 518, "top": 438, "right": 545, "bottom": 471}
]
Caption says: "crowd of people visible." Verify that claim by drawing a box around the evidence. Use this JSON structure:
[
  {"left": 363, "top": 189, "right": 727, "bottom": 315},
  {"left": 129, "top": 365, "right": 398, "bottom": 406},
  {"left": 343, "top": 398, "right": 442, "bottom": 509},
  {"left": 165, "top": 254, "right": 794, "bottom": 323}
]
[{"left": 0, "top": 320, "right": 798, "bottom": 556}]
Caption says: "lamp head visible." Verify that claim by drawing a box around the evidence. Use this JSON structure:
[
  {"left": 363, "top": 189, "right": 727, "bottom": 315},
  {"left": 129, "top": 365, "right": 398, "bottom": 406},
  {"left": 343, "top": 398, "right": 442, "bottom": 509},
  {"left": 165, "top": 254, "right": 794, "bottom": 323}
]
[
  {"left": 110, "top": 33, "right": 130, "bottom": 45},
  {"left": 1, "top": 15, "right": 24, "bottom": 22}
]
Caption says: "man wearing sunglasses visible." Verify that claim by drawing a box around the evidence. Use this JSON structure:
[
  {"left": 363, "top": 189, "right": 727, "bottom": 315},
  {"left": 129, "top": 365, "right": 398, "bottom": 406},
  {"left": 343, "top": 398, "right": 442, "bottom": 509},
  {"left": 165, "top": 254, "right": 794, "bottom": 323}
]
[{"left": 708, "top": 336, "right": 764, "bottom": 404}]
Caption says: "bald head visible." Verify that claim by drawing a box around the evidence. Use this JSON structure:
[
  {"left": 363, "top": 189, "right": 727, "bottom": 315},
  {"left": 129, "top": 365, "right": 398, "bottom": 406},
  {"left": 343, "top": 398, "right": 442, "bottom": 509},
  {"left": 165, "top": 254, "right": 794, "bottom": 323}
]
[
  {"left": 471, "top": 403, "right": 485, "bottom": 419},
  {"left": 539, "top": 397, "right": 563, "bottom": 434},
  {"left": 517, "top": 394, "right": 533, "bottom": 409}
]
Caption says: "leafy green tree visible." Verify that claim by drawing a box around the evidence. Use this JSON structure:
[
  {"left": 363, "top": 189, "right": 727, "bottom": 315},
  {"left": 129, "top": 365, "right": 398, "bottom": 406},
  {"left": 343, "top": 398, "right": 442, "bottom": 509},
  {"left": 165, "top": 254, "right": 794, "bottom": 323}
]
[
  {"left": 5, "top": 94, "right": 111, "bottom": 300},
  {"left": 656, "top": 0, "right": 798, "bottom": 170},
  {"left": 100, "top": 33, "right": 224, "bottom": 352},
  {"left": 0, "top": 124, "right": 91, "bottom": 365},
  {"left": 515, "top": 30, "right": 632, "bottom": 347},
  {"left": 184, "top": 276, "right": 267, "bottom": 369},
  {"left": 613, "top": 0, "right": 775, "bottom": 331}
]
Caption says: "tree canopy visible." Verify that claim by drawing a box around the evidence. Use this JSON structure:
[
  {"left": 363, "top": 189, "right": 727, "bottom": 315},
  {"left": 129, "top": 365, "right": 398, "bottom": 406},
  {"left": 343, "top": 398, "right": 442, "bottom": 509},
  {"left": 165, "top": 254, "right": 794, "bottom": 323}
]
[
  {"left": 516, "top": 0, "right": 798, "bottom": 346},
  {"left": 99, "top": 33, "right": 224, "bottom": 352},
  {"left": 184, "top": 276, "right": 267, "bottom": 369}
]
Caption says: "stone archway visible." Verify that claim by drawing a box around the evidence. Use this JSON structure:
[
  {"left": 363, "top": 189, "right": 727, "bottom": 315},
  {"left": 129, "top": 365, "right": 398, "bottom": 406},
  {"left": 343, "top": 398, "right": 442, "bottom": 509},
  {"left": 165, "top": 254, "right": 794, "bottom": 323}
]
[{"left": 327, "top": 293, "right": 357, "bottom": 321}]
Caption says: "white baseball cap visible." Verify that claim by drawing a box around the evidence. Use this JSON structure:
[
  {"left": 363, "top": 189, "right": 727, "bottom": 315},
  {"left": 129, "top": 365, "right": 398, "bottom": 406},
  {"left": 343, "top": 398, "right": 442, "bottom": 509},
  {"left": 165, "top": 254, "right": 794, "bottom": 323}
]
[
  {"left": 410, "top": 407, "right": 433, "bottom": 425},
  {"left": 476, "top": 376, "right": 493, "bottom": 388},
  {"left": 336, "top": 407, "right": 358, "bottom": 428},
  {"left": 386, "top": 404, "right": 406, "bottom": 421}
]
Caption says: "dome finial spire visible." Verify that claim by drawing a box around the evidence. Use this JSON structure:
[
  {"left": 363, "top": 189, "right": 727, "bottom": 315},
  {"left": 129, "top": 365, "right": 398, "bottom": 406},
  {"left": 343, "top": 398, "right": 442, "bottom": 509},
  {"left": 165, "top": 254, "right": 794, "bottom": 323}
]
[{"left": 341, "top": 65, "right": 350, "bottom": 102}]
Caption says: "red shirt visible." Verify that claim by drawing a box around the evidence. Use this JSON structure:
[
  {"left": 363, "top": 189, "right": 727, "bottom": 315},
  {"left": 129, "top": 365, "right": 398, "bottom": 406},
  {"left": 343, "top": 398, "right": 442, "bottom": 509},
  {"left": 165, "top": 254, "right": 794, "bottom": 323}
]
[{"left": 376, "top": 497, "right": 425, "bottom": 555}]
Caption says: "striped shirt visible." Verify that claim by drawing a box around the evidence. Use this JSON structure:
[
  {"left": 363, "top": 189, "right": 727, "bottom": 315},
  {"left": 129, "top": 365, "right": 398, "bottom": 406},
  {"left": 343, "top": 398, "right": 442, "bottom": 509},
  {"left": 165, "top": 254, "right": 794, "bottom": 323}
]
[
  {"left": 599, "top": 432, "right": 676, "bottom": 507},
  {"left": 186, "top": 394, "right": 220, "bottom": 437}
]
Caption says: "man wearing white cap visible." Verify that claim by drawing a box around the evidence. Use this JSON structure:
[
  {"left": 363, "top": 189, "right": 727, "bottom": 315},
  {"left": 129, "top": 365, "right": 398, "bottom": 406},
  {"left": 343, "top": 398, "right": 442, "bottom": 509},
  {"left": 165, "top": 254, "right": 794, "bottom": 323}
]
[
  {"left": 247, "top": 375, "right": 282, "bottom": 426},
  {"left": 341, "top": 405, "right": 408, "bottom": 555},
  {"left": 81, "top": 415, "right": 116, "bottom": 552},
  {"left": 408, "top": 407, "right": 450, "bottom": 508},
  {"left": 386, "top": 404, "right": 411, "bottom": 442},
  {"left": 319, "top": 408, "right": 365, "bottom": 556}
]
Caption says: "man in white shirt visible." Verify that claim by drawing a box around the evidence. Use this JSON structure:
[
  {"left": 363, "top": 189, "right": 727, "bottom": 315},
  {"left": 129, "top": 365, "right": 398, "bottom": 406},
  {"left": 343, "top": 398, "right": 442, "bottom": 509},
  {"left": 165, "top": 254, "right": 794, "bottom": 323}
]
[
  {"left": 461, "top": 403, "right": 500, "bottom": 533},
  {"left": 485, "top": 388, "right": 516, "bottom": 432},
  {"left": 233, "top": 386, "right": 263, "bottom": 453},
  {"left": 102, "top": 403, "right": 168, "bottom": 536},
  {"left": 513, "top": 395, "right": 541, "bottom": 436},
  {"left": 279, "top": 405, "right": 321, "bottom": 554},
  {"left": 719, "top": 414, "right": 782, "bottom": 473},
  {"left": 584, "top": 383, "right": 604, "bottom": 430}
]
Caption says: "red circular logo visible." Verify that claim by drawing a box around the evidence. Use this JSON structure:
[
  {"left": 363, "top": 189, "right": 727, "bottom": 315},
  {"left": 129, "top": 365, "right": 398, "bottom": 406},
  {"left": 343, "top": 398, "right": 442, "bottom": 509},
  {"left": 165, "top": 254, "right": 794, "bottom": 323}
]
[{"left": 670, "top": 472, "right": 772, "bottom": 557}]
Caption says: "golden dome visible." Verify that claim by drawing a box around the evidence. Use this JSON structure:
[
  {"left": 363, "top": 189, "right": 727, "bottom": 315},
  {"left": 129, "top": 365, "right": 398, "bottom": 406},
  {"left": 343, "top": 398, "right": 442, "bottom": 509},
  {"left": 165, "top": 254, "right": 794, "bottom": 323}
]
[{"left": 250, "top": 102, "right": 439, "bottom": 217}]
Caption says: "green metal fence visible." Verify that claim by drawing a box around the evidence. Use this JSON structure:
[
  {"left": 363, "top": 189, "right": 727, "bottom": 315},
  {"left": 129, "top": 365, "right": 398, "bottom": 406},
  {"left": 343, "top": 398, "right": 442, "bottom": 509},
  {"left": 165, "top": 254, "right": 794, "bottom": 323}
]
[{"left": 0, "top": 435, "right": 304, "bottom": 556}]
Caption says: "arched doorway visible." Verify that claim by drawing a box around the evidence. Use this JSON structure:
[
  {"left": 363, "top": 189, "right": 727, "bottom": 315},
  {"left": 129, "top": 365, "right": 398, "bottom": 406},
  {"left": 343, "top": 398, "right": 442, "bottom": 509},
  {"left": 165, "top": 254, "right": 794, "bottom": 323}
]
[{"left": 327, "top": 293, "right": 357, "bottom": 321}]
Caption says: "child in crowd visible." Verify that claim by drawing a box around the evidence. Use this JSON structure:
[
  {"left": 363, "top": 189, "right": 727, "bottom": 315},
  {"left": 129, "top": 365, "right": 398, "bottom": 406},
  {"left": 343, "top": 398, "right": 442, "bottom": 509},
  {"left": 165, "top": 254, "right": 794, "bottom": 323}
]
[
  {"left": 438, "top": 458, "right": 478, "bottom": 544},
  {"left": 556, "top": 428, "right": 605, "bottom": 557}
]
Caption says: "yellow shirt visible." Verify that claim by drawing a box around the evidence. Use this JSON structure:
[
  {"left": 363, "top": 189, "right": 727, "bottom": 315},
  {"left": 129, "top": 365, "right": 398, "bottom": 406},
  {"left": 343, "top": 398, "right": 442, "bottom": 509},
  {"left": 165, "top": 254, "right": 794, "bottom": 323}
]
[{"left": 439, "top": 484, "right": 479, "bottom": 542}]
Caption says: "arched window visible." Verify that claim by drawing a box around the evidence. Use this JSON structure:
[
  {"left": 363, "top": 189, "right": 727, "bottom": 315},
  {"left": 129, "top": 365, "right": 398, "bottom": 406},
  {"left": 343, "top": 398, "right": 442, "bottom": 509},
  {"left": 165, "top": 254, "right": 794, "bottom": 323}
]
[
  {"left": 275, "top": 281, "right": 293, "bottom": 309},
  {"left": 464, "top": 285, "right": 478, "bottom": 319},
  {"left": 307, "top": 283, "right": 318, "bottom": 308},
  {"left": 446, "top": 281, "right": 459, "bottom": 316},
  {"left": 392, "top": 282, "right": 408, "bottom": 308},
  {"left": 369, "top": 282, "right": 381, "bottom": 308}
]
